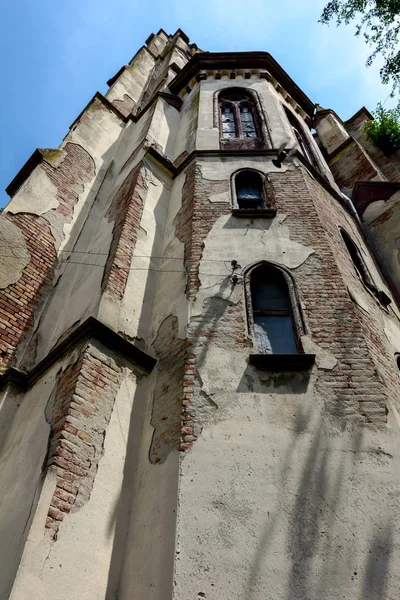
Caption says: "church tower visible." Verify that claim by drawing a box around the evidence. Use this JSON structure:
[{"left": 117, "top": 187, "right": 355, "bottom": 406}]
[{"left": 1, "top": 29, "right": 400, "bottom": 599}]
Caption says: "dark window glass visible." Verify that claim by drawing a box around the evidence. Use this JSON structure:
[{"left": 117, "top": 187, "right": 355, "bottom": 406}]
[
  {"left": 285, "top": 109, "right": 316, "bottom": 167},
  {"left": 221, "top": 105, "right": 237, "bottom": 138},
  {"left": 251, "top": 266, "right": 297, "bottom": 354},
  {"left": 240, "top": 105, "right": 257, "bottom": 138},
  {"left": 236, "top": 171, "right": 264, "bottom": 209},
  {"left": 340, "top": 229, "right": 376, "bottom": 291},
  {"left": 219, "top": 89, "right": 260, "bottom": 141}
]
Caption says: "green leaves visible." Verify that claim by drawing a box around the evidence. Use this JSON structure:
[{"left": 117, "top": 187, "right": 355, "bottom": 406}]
[
  {"left": 364, "top": 102, "right": 400, "bottom": 154},
  {"left": 320, "top": 1, "right": 400, "bottom": 96}
]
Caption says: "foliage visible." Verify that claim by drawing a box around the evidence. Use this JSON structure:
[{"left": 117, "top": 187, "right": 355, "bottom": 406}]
[
  {"left": 364, "top": 102, "right": 400, "bottom": 154},
  {"left": 320, "top": 1, "right": 400, "bottom": 95}
]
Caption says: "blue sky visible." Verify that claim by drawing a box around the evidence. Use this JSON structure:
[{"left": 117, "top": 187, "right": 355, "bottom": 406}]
[{"left": 0, "top": 0, "right": 394, "bottom": 206}]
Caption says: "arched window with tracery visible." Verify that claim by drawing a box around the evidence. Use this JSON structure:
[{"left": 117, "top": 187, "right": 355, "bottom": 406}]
[
  {"left": 219, "top": 89, "right": 263, "bottom": 149},
  {"left": 284, "top": 107, "right": 317, "bottom": 168}
]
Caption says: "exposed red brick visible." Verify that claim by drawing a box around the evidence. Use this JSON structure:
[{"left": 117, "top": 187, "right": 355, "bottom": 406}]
[
  {"left": 102, "top": 163, "right": 146, "bottom": 300},
  {"left": 45, "top": 346, "right": 122, "bottom": 535},
  {"left": 0, "top": 143, "right": 95, "bottom": 368}
]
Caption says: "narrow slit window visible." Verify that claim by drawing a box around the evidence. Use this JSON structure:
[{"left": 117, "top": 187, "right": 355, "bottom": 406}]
[
  {"left": 249, "top": 265, "right": 298, "bottom": 354},
  {"left": 285, "top": 108, "right": 316, "bottom": 167},
  {"left": 340, "top": 229, "right": 376, "bottom": 292}
]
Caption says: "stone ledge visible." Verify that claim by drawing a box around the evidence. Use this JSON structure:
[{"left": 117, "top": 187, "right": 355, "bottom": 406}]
[
  {"left": 0, "top": 317, "right": 156, "bottom": 391},
  {"left": 249, "top": 353, "right": 316, "bottom": 371},
  {"left": 232, "top": 208, "right": 277, "bottom": 218}
]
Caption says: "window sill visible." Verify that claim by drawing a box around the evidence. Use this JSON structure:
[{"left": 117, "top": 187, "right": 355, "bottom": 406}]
[
  {"left": 249, "top": 353, "right": 315, "bottom": 371},
  {"left": 232, "top": 208, "right": 277, "bottom": 218}
]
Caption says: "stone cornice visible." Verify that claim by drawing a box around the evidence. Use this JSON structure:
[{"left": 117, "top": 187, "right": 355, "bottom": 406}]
[
  {"left": 0, "top": 317, "right": 156, "bottom": 391},
  {"left": 168, "top": 52, "right": 315, "bottom": 117}
]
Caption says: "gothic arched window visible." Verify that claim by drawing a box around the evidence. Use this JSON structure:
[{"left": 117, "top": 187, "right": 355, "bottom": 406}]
[
  {"left": 219, "top": 89, "right": 262, "bottom": 149},
  {"left": 285, "top": 107, "right": 316, "bottom": 167},
  {"left": 339, "top": 228, "right": 376, "bottom": 292},
  {"left": 246, "top": 263, "right": 303, "bottom": 354}
]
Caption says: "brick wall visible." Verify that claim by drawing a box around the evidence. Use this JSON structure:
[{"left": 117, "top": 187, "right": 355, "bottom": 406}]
[
  {"left": 150, "top": 315, "right": 186, "bottom": 462},
  {"left": 346, "top": 113, "right": 400, "bottom": 182},
  {"left": 102, "top": 163, "right": 146, "bottom": 300},
  {"left": 176, "top": 161, "right": 395, "bottom": 429},
  {"left": 329, "top": 141, "right": 383, "bottom": 191},
  {"left": 175, "top": 163, "right": 231, "bottom": 298},
  {"left": 45, "top": 343, "right": 122, "bottom": 535},
  {"left": 111, "top": 94, "right": 135, "bottom": 118},
  {"left": 175, "top": 163, "right": 252, "bottom": 451},
  {"left": 270, "top": 166, "right": 395, "bottom": 423},
  {"left": 0, "top": 143, "right": 95, "bottom": 368}
]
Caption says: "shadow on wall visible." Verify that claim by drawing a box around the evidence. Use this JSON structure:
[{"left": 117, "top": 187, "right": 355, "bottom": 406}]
[
  {"left": 104, "top": 183, "right": 180, "bottom": 600},
  {"left": 0, "top": 127, "right": 126, "bottom": 600},
  {"left": 243, "top": 401, "right": 395, "bottom": 600},
  {"left": 222, "top": 214, "right": 276, "bottom": 231}
]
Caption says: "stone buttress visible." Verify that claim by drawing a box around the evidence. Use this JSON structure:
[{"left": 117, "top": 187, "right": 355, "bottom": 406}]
[{"left": 0, "top": 28, "right": 400, "bottom": 600}]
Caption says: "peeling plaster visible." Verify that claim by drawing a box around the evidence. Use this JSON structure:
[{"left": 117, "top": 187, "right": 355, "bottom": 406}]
[
  {"left": 383, "top": 317, "right": 400, "bottom": 351},
  {"left": 0, "top": 218, "right": 30, "bottom": 288},
  {"left": 5, "top": 167, "right": 59, "bottom": 216},
  {"left": 301, "top": 335, "right": 338, "bottom": 370},
  {"left": 192, "top": 212, "right": 314, "bottom": 317},
  {"left": 198, "top": 157, "right": 291, "bottom": 181},
  {"left": 208, "top": 191, "right": 230, "bottom": 204},
  {"left": 347, "top": 285, "right": 370, "bottom": 314}
]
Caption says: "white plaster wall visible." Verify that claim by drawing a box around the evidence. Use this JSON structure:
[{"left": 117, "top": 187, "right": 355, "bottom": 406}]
[
  {"left": 0, "top": 217, "right": 31, "bottom": 289},
  {"left": 5, "top": 166, "right": 59, "bottom": 217},
  {"left": 117, "top": 373, "right": 180, "bottom": 600},
  {"left": 100, "top": 160, "right": 175, "bottom": 342},
  {"left": 174, "top": 357, "right": 400, "bottom": 600},
  {"left": 172, "top": 88, "right": 200, "bottom": 161},
  {"left": 32, "top": 165, "right": 117, "bottom": 362},
  {"left": 10, "top": 370, "right": 138, "bottom": 600},
  {"left": 148, "top": 171, "right": 188, "bottom": 341},
  {"left": 192, "top": 212, "right": 314, "bottom": 320},
  {"left": 171, "top": 170, "right": 400, "bottom": 598},
  {"left": 0, "top": 353, "right": 81, "bottom": 600},
  {"left": 106, "top": 48, "right": 155, "bottom": 107},
  {"left": 364, "top": 197, "right": 400, "bottom": 295},
  {"left": 194, "top": 77, "right": 336, "bottom": 187},
  {"left": 316, "top": 113, "right": 350, "bottom": 154},
  {"left": 147, "top": 98, "right": 180, "bottom": 158},
  {"left": 59, "top": 104, "right": 124, "bottom": 253}
]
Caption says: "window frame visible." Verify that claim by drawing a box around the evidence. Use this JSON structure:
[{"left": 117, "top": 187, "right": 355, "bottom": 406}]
[
  {"left": 244, "top": 262, "right": 305, "bottom": 354},
  {"left": 217, "top": 88, "right": 264, "bottom": 150},
  {"left": 284, "top": 106, "right": 318, "bottom": 169},
  {"left": 231, "top": 169, "right": 276, "bottom": 217},
  {"left": 339, "top": 228, "right": 377, "bottom": 292}
]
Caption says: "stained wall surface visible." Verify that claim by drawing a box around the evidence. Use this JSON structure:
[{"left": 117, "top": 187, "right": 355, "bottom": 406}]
[{"left": 0, "top": 28, "right": 399, "bottom": 600}]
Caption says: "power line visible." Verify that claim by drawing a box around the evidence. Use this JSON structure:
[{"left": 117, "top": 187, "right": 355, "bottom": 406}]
[{"left": 0, "top": 246, "right": 235, "bottom": 264}]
